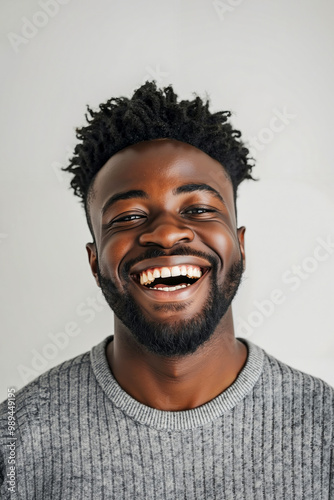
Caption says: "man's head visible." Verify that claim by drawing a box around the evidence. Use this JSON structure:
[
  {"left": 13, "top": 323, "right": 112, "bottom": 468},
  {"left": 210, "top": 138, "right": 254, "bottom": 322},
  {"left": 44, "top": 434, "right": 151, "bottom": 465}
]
[{"left": 63, "top": 82, "right": 255, "bottom": 356}]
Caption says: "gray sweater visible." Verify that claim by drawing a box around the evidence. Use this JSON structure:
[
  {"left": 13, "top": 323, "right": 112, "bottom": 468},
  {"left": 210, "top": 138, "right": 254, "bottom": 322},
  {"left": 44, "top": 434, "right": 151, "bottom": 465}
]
[{"left": 0, "top": 336, "right": 333, "bottom": 499}]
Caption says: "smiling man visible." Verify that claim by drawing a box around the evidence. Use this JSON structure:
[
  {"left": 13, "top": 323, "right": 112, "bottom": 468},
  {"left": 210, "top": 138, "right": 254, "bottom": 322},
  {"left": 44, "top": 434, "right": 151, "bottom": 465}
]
[
  {"left": 0, "top": 82, "right": 333, "bottom": 499},
  {"left": 87, "top": 138, "right": 248, "bottom": 411}
]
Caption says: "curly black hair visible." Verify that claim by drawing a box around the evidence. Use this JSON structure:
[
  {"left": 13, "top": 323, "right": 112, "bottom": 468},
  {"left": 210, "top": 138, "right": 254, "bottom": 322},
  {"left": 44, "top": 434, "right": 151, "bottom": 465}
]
[{"left": 63, "top": 81, "right": 254, "bottom": 235}]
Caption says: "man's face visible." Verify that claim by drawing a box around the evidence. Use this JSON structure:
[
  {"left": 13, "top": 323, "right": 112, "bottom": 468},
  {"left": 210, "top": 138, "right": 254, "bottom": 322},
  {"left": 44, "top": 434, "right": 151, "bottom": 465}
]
[{"left": 87, "top": 139, "right": 245, "bottom": 356}]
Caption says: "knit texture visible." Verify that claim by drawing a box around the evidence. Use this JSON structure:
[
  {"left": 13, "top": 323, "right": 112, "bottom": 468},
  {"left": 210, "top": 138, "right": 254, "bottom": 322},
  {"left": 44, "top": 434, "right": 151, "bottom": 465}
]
[{"left": 0, "top": 336, "right": 333, "bottom": 499}]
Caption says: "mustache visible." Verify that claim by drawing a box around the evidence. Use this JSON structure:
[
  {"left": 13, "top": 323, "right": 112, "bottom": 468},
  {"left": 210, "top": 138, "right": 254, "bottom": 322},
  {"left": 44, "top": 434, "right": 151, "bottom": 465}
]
[{"left": 122, "top": 246, "right": 218, "bottom": 280}]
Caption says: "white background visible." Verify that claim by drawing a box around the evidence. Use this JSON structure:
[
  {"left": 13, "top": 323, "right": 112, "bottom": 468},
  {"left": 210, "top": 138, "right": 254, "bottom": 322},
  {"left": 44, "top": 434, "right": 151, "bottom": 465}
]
[{"left": 1, "top": 0, "right": 333, "bottom": 401}]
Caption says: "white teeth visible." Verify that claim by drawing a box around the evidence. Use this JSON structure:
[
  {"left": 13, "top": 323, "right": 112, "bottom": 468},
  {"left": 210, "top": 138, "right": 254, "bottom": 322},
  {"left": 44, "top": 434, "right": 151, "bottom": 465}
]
[
  {"left": 171, "top": 266, "right": 180, "bottom": 277},
  {"left": 155, "top": 284, "right": 188, "bottom": 292},
  {"left": 161, "top": 267, "right": 171, "bottom": 278},
  {"left": 139, "top": 265, "right": 203, "bottom": 285},
  {"left": 147, "top": 270, "right": 154, "bottom": 281}
]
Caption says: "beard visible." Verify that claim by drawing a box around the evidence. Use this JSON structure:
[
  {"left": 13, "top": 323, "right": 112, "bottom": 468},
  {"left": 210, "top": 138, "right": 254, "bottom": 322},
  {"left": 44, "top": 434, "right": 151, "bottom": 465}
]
[{"left": 96, "top": 248, "right": 243, "bottom": 357}]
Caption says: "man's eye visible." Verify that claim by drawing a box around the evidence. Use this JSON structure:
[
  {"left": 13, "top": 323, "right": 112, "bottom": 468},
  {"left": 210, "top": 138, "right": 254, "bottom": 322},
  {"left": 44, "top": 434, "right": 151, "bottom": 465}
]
[
  {"left": 103, "top": 213, "right": 146, "bottom": 229},
  {"left": 185, "top": 208, "right": 215, "bottom": 214},
  {"left": 114, "top": 214, "right": 145, "bottom": 223}
]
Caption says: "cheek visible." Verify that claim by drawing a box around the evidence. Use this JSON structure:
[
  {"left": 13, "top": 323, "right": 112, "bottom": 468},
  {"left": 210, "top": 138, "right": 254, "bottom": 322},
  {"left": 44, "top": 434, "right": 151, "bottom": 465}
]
[
  {"left": 98, "top": 234, "right": 133, "bottom": 282},
  {"left": 199, "top": 225, "right": 241, "bottom": 269}
]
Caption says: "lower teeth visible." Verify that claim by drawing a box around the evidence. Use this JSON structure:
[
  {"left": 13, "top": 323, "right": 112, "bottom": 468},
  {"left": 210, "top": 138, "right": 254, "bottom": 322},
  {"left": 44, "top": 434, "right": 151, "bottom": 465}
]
[{"left": 154, "top": 284, "right": 191, "bottom": 292}]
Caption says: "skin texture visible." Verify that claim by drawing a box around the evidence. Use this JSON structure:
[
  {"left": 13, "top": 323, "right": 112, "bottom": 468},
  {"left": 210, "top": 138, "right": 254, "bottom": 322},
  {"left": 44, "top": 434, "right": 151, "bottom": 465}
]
[{"left": 86, "top": 139, "right": 247, "bottom": 411}]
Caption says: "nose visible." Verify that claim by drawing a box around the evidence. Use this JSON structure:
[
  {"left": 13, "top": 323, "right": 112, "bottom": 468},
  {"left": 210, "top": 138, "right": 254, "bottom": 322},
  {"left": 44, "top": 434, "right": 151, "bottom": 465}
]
[{"left": 138, "top": 215, "right": 195, "bottom": 248}]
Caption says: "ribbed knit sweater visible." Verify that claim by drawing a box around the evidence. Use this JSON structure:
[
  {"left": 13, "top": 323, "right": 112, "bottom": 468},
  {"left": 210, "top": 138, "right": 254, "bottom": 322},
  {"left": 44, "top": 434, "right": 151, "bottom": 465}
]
[{"left": 0, "top": 336, "right": 333, "bottom": 499}]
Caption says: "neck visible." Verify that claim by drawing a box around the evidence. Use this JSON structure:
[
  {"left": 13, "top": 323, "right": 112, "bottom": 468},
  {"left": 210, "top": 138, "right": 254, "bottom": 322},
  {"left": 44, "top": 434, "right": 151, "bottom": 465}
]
[{"left": 106, "top": 308, "right": 247, "bottom": 411}]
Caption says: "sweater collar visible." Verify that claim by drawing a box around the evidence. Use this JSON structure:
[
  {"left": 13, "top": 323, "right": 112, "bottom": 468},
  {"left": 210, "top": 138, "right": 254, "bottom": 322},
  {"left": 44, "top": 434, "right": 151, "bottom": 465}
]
[{"left": 91, "top": 336, "right": 264, "bottom": 430}]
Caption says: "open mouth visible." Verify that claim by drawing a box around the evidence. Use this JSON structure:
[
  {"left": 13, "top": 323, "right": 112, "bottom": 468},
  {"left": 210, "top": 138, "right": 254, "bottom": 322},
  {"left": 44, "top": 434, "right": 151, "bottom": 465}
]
[{"left": 132, "top": 264, "right": 208, "bottom": 292}]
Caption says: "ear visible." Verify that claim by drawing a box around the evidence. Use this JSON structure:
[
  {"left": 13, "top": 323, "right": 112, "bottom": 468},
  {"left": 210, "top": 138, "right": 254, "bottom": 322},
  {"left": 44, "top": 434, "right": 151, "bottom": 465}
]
[
  {"left": 86, "top": 242, "right": 100, "bottom": 288},
  {"left": 237, "top": 226, "right": 246, "bottom": 270}
]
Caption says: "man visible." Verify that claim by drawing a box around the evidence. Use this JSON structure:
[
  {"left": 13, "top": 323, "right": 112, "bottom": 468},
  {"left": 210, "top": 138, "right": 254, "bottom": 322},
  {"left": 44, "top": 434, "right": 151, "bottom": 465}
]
[{"left": 0, "top": 82, "right": 333, "bottom": 499}]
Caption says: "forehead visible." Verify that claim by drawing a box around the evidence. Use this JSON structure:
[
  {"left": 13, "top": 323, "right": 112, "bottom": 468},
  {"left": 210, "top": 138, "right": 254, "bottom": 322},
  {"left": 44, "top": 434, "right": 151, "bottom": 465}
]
[{"left": 91, "top": 139, "right": 233, "bottom": 204}]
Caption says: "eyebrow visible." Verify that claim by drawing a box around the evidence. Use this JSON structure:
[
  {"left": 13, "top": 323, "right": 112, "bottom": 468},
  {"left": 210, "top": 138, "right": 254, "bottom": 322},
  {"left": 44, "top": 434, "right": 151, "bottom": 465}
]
[
  {"left": 173, "top": 183, "right": 226, "bottom": 205},
  {"left": 101, "top": 183, "right": 226, "bottom": 216},
  {"left": 101, "top": 190, "right": 148, "bottom": 216}
]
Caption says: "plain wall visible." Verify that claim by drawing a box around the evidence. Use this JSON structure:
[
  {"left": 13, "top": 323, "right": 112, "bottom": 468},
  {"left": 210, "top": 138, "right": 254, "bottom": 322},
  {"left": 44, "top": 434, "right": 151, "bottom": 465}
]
[{"left": 1, "top": 0, "right": 333, "bottom": 401}]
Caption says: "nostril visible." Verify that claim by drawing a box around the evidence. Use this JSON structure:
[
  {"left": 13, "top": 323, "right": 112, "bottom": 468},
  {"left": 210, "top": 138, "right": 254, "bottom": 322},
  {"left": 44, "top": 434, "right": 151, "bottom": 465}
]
[{"left": 139, "top": 224, "right": 195, "bottom": 248}]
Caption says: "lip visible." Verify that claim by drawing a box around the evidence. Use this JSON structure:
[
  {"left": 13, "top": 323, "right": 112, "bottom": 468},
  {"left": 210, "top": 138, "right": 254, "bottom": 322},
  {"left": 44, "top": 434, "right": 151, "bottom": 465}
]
[{"left": 129, "top": 255, "right": 212, "bottom": 275}]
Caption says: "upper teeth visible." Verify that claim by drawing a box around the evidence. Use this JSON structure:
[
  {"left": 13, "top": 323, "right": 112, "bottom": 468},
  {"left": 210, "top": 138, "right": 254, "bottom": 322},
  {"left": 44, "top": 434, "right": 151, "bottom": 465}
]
[{"left": 139, "top": 265, "right": 202, "bottom": 286}]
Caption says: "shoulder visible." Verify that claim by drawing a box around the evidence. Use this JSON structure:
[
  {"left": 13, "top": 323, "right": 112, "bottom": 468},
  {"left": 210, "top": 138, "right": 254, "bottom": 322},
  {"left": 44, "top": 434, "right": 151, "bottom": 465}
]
[
  {"left": 265, "top": 349, "right": 333, "bottom": 394},
  {"left": 243, "top": 338, "right": 333, "bottom": 391},
  {"left": 241, "top": 339, "right": 334, "bottom": 457},
  {"left": 245, "top": 340, "right": 334, "bottom": 418},
  {"left": 0, "top": 348, "right": 92, "bottom": 430}
]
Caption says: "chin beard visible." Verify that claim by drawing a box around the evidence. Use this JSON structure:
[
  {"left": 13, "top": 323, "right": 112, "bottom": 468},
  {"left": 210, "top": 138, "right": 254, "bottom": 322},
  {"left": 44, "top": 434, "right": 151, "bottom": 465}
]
[{"left": 96, "top": 253, "right": 243, "bottom": 357}]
